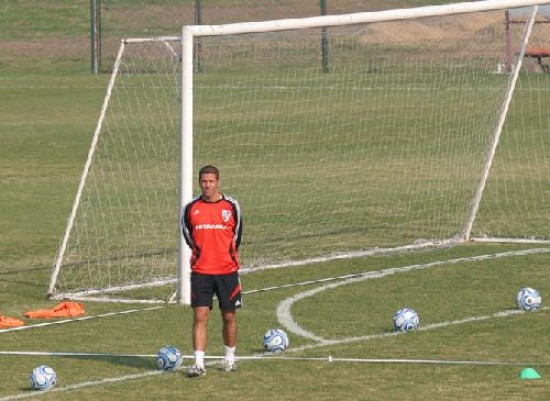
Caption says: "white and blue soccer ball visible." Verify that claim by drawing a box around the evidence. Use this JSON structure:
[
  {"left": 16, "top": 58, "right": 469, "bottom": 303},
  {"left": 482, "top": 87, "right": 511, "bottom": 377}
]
[
  {"left": 156, "top": 345, "right": 183, "bottom": 371},
  {"left": 393, "top": 308, "right": 419, "bottom": 332},
  {"left": 516, "top": 287, "right": 541, "bottom": 312},
  {"left": 30, "top": 365, "right": 57, "bottom": 391},
  {"left": 263, "top": 328, "right": 289, "bottom": 353}
]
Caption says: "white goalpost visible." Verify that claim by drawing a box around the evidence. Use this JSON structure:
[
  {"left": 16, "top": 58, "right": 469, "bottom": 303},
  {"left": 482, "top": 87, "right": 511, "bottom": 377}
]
[{"left": 49, "top": 0, "right": 550, "bottom": 304}]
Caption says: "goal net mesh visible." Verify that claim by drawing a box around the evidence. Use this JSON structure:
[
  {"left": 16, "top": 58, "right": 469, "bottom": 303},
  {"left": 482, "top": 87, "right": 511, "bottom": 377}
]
[{"left": 50, "top": 4, "right": 550, "bottom": 302}]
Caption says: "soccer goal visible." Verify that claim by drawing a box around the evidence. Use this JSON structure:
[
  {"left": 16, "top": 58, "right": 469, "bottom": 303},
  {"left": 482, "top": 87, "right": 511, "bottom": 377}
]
[{"left": 49, "top": 0, "right": 550, "bottom": 304}]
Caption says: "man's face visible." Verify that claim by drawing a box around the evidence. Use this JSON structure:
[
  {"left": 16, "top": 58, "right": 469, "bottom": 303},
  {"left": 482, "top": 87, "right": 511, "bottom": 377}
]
[{"left": 199, "top": 173, "right": 220, "bottom": 200}]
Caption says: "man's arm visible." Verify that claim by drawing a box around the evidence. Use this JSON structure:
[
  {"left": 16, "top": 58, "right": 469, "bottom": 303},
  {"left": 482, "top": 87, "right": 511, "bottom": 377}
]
[
  {"left": 181, "top": 202, "right": 194, "bottom": 249},
  {"left": 226, "top": 196, "right": 243, "bottom": 249}
]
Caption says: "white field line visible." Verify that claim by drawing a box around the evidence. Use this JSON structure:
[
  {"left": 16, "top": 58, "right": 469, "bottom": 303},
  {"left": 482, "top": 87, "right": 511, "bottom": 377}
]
[
  {"left": 286, "top": 307, "right": 548, "bottom": 353},
  {"left": 8, "top": 85, "right": 550, "bottom": 92},
  {"left": 0, "top": 370, "right": 164, "bottom": 401},
  {"left": 0, "top": 304, "right": 547, "bottom": 401},
  {"left": 0, "top": 351, "right": 157, "bottom": 358},
  {"left": 0, "top": 351, "right": 544, "bottom": 366},
  {"left": 277, "top": 247, "right": 550, "bottom": 342},
  {"left": 0, "top": 248, "right": 548, "bottom": 399},
  {"left": 0, "top": 85, "right": 107, "bottom": 90},
  {"left": 3, "top": 248, "right": 545, "bottom": 335},
  {"left": 240, "top": 240, "right": 452, "bottom": 274},
  {"left": 0, "top": 306, "right": 163, "bottom": 334}
]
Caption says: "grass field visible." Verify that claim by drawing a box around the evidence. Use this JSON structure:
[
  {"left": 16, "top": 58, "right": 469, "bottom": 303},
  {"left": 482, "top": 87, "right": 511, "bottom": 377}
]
[{"left": 1, "top": 1, "right": 550, "bottom": 400}]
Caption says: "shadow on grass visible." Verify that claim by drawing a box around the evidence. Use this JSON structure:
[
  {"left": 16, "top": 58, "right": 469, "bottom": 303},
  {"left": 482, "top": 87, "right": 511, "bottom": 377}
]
[{"left": 58, "top": 354, "right": 155, "bottom": 369}]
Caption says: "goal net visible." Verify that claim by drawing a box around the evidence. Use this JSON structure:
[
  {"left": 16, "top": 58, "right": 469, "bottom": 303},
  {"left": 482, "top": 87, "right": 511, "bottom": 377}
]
[{"left": 49, "top": 0, "right": 550, "bottom": 303}]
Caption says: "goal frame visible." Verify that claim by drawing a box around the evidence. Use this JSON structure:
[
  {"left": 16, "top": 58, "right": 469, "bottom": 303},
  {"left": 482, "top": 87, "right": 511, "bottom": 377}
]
[
  {"left": 49, "top": 0, "right": 550, "bottom": 305},
  {"left": 179, "top": 0, "right": 550, "bottom": 304}
]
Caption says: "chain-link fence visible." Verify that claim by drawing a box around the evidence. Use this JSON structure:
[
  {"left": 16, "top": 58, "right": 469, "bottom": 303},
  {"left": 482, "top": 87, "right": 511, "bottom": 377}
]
[
  {"left": 95, "top": 0, "right": 423, "bottom": 72},
  {"left": 1, "top": 1, "right": 434, "bottom": 73},
  {"left": 3, "top": 1, "right": 550, "bottom": 74}
]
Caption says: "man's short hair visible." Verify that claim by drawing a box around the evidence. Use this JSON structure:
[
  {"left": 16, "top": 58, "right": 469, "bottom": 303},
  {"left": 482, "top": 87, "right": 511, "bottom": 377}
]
[{"left": 199, "top": 165, "right": 219, "bottom": 180}]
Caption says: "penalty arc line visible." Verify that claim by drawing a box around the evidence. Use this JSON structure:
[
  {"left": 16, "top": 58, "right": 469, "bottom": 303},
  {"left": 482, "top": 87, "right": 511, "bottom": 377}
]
[
  {"left": 1, "top": 248, "right": 547, "bottom": 336},
  {"left": 1, "top": 320, "right": 548, "bottom": 401},
  {"left": 0, "top": 248, "right": 548, "bottom": 399},
  {"left": 276, "top": 247, "right": 550, "bottom": 343},
  {"left": 285, "top": 306, "right": 549, "bottom": 353},
  {"left": 0, "top": 311, "right": 547, "bottom": 401}
]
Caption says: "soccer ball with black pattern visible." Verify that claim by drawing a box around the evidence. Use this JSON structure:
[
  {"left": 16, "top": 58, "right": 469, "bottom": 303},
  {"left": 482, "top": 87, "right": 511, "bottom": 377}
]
[
  {"left": 516, "top": 287, "right": 541, "bottom": 312},
  {"left": 156, "top": 345, "right": 183, "bottom": 371},
  {"left": 393, "top": 308, "right": 419, "bottom": 332},
  {"left": 263, "top": 328, "right": 289, "bottom": 353},
  {"left": 30, "top": 365, "right": 57, "bottom": 391}
]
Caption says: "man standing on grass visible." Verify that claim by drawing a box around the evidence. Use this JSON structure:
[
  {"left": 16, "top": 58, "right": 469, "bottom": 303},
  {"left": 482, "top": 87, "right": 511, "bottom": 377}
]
[{"left": 181, "top": 165, "right": 243, "bottom": 378}]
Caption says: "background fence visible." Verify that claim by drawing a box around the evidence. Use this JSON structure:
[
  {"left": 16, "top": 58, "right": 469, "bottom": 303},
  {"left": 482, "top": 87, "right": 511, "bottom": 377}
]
[
  {"left": 3, "top": 1, "right": 455, "bottom": 74},
  {"left": 2, "top": 1, "right": 550, "bottom": 74},
  {"left": 94, "top": 0, "right": 423, "bottom": 73}
]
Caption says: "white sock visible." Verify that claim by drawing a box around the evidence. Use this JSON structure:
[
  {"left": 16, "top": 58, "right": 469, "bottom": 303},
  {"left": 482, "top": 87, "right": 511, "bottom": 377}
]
[
  {"left": 194, "top": 350, "right": 205, "bottom": 368},
  {"left": 224, "top": 345, "right": 236, "bottom": 363}
]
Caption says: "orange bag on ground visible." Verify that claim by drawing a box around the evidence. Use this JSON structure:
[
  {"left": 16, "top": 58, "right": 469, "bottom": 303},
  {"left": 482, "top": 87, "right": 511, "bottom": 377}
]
[
  {"left": 24, "top": 302, "right": 85, "bottom": 319},
  {"left": 0, "top": 315, "right": 25, "bottom": 328}
]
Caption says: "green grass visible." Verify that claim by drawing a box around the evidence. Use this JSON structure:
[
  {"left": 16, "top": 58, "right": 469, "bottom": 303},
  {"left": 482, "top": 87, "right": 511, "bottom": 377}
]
[
  {"left": 1, "top": 1, "right": 550, "bottom": 400},
  {"left": 0, "top": 76, "right": 107, "bottom": 267},
  {"left": 0, "top": 246, "right": 549, "bottom": 400},
  {"left": 0, "top": 1, "right": 89, "bottom": 38}
]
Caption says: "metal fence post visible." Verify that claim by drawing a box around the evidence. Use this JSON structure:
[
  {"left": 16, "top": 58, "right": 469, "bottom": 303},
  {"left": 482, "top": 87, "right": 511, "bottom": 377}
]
[
  {"left": 194, "top": 0, "right": 203, "bottom": 72},
  {"left": 320, "top": 0, "right": 330, "bottom": 73},
  {"left": 90, "top": 0, "right": 102, "bottom": 74}
]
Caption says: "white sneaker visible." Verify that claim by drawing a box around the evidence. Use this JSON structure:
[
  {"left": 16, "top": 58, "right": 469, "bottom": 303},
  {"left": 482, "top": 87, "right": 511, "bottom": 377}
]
[
  {"left": 187, "top": 365, "right": 206, "bottom": 378},
  {"left": 220, "top": 359, "right": 237, "bottom": 372}
]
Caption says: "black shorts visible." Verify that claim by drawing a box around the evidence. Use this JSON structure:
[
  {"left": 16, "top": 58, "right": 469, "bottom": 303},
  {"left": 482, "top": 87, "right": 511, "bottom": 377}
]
[{"left": 190, "top": 271, "right": 242, "bottom": 310}]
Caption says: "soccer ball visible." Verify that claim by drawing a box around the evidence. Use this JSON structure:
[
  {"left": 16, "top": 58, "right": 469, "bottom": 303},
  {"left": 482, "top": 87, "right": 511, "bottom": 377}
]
[
  {"left": 30, "top": 365, "right": 57, "bottom": 391},
  {"left": 393, "top": 308, "right": 419, "bottom": 332},
  {"left": 263, "top": 328, "right": 289, "bottom": 353},
  {"left": 516, "top": 287, "right": 541, "bottom": 312},
  {"left": 156, "top": 345, "right": 183, "bottom": 371}
]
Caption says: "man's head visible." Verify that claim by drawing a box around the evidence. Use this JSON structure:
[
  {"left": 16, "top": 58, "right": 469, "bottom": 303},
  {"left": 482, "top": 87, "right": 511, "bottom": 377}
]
[
  {"left": 198, "top": 165, "right": 221, "bottom": 201},
  {"left": 198, "top": 165, "right": 219, "bottom": 180}
]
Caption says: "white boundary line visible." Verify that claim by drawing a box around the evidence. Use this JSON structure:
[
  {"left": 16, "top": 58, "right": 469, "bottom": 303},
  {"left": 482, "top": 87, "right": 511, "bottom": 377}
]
[
  {"left": 0, "top": 248, "right": 548, "bottom": 399},
  {"left": 0, "top": 301, "right": 547, "bottom": 401},
  {"left": 0, "top": 351, "right": 157, "bottom": 358},
  {"left": 0, "top": 306, "right": 163, "bottom": 334},
  {"left": 0, "top": 371, "right": 165, "bottom": 401},
  {"left": 1, "top": 248, "right": 548, "bottom": 336},
  {"left": 247, "top": 247, "right": 550, "bottom": 295},
  {"left": 0, "top": 350, "right": 545, "bottom": 367},
  {"left": 276, "top": 247, "right": 550, "bottom": 342},
  {"left": 286, "top": 307, "right": 548, "bottom": 353}
]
